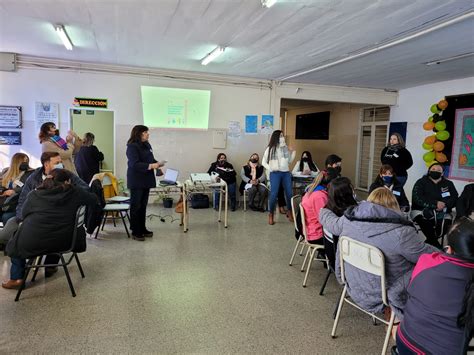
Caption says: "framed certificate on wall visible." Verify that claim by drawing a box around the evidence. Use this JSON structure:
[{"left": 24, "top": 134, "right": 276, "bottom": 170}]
[{"left": 0, "top": 106, "right": 22, "bottom": 128}]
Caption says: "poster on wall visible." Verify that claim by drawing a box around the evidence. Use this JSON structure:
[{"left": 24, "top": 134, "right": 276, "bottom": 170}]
[
  {"left": 449, "top": 108, "right": 474, "bottom": 181},
  {"left": 228, "top": 121, "right": 241, "bottom": 139},
  {"left": 0, "top": 131, "right": 21, "bottom": 145},
  {"left": 260, "top": 114, "right": 274, "bottom": 134},
  {"left": 0, "top": 106, "right": 22, "bottom": 128},
  {"left": 245, "top": 115, "right": 258, "bottom": 134},
  {"left": 35, "top": 102, "right": 59, "bottom": 130}
]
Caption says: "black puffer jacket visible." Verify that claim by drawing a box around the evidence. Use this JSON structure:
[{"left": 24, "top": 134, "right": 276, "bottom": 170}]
[
  {"left": 6, "top": 185, "right": 98, "bottom": 259},
  {"left": 207, "top": 161, "right": 236, "bottom": 184}
]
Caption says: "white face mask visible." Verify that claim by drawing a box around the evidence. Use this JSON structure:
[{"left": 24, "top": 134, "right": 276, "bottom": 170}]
[
  {"left": 279, "top": 137, "right": 286, "bottom": 145},
  {"left": 53, "top": 163, "right": 64, "bottom": 170}
]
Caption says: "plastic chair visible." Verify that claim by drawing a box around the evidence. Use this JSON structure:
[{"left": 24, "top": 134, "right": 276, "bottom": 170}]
[
  {"left": 15, "top": 206, "right": 87, "bottom": 301},
  {"left": 289, "top": 195, "right": 305, "bottom": 265},
  {"left": 299, "top": 204, "right": 326, "bottom": 287},
  {"left": 319, "top": 228, "right": 338, "bottom": 295},
  {"left": 331, "top": 236, "right": 395, "bottom": 355}
]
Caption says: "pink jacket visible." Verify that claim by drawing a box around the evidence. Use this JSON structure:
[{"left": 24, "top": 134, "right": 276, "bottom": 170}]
[{"left": 301, "top": 190, "right": 328, "bottom": 241}]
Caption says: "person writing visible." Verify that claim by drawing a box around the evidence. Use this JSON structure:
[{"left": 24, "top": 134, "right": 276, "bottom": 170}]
[
  {"left": 240, "top": 153, "right": 267, "bottom": 212},
  {"left": 381, "top": 133, "right": 413, "bottom": 186},
  {"left": 126, "top": 125, "right": 163, "bottom": 241},
  {"left": 292, "top": 151, "right": 319, "bottom": 177}
]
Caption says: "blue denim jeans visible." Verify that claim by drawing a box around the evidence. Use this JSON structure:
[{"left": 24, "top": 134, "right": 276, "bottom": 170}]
[
  {"left": 214, "top": 182, "right": 236, "bottom": 210},
  {"left": 10, "top": 257, "right": 26, "bottom": 280},
  {"left": 269, "top": 171, "right": 292, "bottom": 213}
]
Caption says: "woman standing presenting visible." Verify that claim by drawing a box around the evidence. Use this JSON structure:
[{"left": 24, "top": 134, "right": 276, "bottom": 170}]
[
  {"left": 262, "top": 130, "right": 296, "bottom": 225},
  {"left": 380, "top": 133, "right": 413, "bottom": 187},
  {"left": 126, "top": 125, "right": 162, "bottom": 241}
]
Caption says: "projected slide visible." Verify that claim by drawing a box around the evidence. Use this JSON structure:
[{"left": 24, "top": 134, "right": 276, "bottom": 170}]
[{"left": 141, "top": 86, "right": 211, "bottom": 129}]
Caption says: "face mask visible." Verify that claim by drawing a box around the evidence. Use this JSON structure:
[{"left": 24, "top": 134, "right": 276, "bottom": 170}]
[
  {"left": 279, "top": 137, "right": 286, "bottom": 145},
  {"left": 250, "top": 159, "right": 258, "bottom": 164},
  {"left": 218, "top": 160, "right": 226, "bottom": 166},
  {"left": 429, "top": 171, "right": 442, "bottom": 180},
  {"left": 382, "top": 176, "right": 393, "bottom": 184},
  {"left": 302, "top": 157, "right": 309, "bottom": 162},
  {"left": 19, "top": 162, "right": 29, "bottom": 171},
  {"left": 326, "top": 167, "right": 340, "bottom": 181},
  {"left": 333, "top": 166, "right": 342, "bottom": 174},
  {"left": 53, "top": 163, "right": 64, "bottom": 170}
]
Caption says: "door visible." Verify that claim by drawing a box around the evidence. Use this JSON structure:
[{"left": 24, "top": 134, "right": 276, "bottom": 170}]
[
  {"left": 70, "top": 109, "right": 115, "bottom": 172},
  {"left": 356, "top": 107, "right": 389, "bottom": 190}
]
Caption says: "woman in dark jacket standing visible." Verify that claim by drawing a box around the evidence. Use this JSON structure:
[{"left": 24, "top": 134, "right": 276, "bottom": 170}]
[
  {"left": 126, "top": 125, "right": 162, "bottom": 241},
  {"left": 369, "top": 164, "right": 409, "bottom": 212},
  {"left": 2, "top": 169, "right": 98, "bottom": 289},
  {"left": 381, "top": 133, "right": 413, "bottom": 187},
  {"left": 74, "top": 132, "right": 104, "bottom": 184}
]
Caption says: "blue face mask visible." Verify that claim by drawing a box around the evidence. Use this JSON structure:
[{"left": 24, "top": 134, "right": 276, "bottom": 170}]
[
  {"left": 382, "top": 175, "right": 393, "bottom": 184},
  {"left": 53, "top": 163, "right": 64, "bottom": 170}
]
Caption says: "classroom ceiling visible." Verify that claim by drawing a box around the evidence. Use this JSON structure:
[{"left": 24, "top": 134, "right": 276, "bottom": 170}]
[{"left": 0, "top": 0, "right": 473, "bottom": 90}]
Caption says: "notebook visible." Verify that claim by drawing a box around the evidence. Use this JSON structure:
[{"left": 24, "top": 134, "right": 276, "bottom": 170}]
[{"left": 160, "top": 168, "right": 179, "bottom": 185}]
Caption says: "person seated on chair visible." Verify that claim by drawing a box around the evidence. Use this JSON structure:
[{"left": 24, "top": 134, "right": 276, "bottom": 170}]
[
  {"left": 2, "top": 169, "right": 98, "bottom": 289},
  {"left": 320, "top": 188, "right": 437, "bottom": 319},
  {"left": 411, "top": 163, "right": 458, "bottom": 249},
  {"left": 325, "top": 154, "right": 343, "bottom": 177},
  {"left": 456, "top": 183, "right": 474, "bottom": 220},
  {"left": 300, "top": 169, "right": 339, "bottom": 244},
  {"left": 0, "top": 152, "right": 89, "bottom": 249},
  {"left": 292, "top": 150, "right": 319, "bottom": 177},
  {"left": 207, "top": 153, "right": 237, "bottom": 211},
  {"left": 239, "top": 153, "right": 267, "bottom": 212},
  {"left": 396, "top": 217, "right": 474, "bottom": 355},
  {"left": 0, "top": 153, "right": 34, "bottom": 226},
  {"left": 369, "top": 164, "right": 409, "bottom": 212}
]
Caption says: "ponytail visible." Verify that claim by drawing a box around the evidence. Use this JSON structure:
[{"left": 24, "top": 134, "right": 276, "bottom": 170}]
[{"left": 305, "top": 171, "right": 325, "bottom": 196}]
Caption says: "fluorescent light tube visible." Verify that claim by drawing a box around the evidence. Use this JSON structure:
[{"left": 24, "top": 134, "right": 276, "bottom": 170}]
[
  {"left": 54, "top": 24, "right": 73, "bottom": 51},
  {"left": 262, "top": 0, "right": 277, "bottom": 7},
  {"left": 425, "top": 52, "right": 474, "bottom": 66},
  {"left": 201, "top": 46, "right": 225, "bottom": 66}
]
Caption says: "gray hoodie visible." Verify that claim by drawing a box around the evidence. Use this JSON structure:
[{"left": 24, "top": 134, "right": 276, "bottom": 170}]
[{"left": 320, "top": 201, "right": 437, "bottom": 318}]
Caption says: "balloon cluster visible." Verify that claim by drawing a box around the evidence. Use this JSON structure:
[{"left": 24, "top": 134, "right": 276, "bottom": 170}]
[{"left": 422, "top": 99, "right": 450, "bottom": 166}]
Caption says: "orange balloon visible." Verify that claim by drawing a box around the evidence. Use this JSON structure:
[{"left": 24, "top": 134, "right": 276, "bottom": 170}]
[
  {"left": 459, "top": 154, "right": 467, "bottom": 165},
  {"left": 423, "top": 121, "right": 435, "bottom": 130},
  {"left": 424, "top": 135, "right": 437, "bottom": 145},
  {"left": 435, "top": 152, "right": 448, "bottom": 163},
  {"left": 438, "top": 99, "right": 448, "bottom": 110},
  {"left": 433, "top": 141, "right": 445, "bottom": 152}
]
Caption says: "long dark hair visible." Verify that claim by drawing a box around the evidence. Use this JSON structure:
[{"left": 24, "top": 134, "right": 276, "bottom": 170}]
[
  {"left": 37, "top": 169, "right": 73, "bottom": 191},
  {"left": 216, "top": 153, "right": 226, "bottom": 162},
  {"left": 266, "top": 130, "right": 282, "bottom": 163},
  {"left": 39, "top": 122, "right": 56, "bottom": 143},
  {"left": 299, "top": 151, "right": 318, "bottom": 172},
  {"left": 448, "top": 217, "right": 474, "bottom": 353},
  {"left": 127, "top": 125, "right": 149, "bottom": 144},
  {"left": 326, "top": 177, "right": 357, "bottom": 216}
]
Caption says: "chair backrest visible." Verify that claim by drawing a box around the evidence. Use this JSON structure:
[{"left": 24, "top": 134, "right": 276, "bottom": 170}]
[
  {"left": 291, "top": 195, "right": 302, "bottom": 232},
  {"left": 338, "top": 236, "right": 388, "bottom": 306},
  {"left": 68, "top": 205, "right": 87, "bottom": 252},
  {"left": 299, "top": 203, "right": 309, "bottom": 242}
]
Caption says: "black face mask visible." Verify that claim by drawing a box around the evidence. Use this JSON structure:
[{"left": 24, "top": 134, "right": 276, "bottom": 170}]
[
  {"left": 19, "top": 162, "right": 29, "bottom": 171},
  {"left": 325, "top": 167, "right": 340, "bottom": 183},
  {"left": 218, "top": 160, "right": 226, "bottom": 166},
  {"left": 250, "top": 159, "right": 258, "bottom": 164},
  {"left": 429, "top": 171, "right": 442, "bottom": 180},
  {"left": 302, "top": 157, "right": 309, "bottom": 162},
  {"left": 328, "top": 166, "right": 341, "bottom": 175}
]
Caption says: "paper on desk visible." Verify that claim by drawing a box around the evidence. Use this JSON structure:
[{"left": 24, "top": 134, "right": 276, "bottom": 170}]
[{"left": 245, "top": 183, "right": 253, "bottom": 190}]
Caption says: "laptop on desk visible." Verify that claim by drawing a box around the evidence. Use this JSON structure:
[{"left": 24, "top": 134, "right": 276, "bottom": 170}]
[{"left": 159, "top": 168, "right": 179, "bottom": 186}]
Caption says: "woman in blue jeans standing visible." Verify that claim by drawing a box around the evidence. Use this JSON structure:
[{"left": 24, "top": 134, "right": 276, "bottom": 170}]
[{"left": 262, "top": 130, "right": 296, "bottom": 225}]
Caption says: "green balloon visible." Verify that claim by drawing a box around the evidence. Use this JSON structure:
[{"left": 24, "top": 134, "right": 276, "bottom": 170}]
[
  {"left": 435, "top": 120, "right": 446, "bottom": 131},
  {"left": 430, "top": 104, "right": 440, "bottom": 114},
  {"left": 422, "top": 143, "right": 433, "bottom": 150},
  {"left": 423, "top": 151, "right": 435, "bottom": 162},
  {"left": 436, "top": 130, "right": 450, "bottom": 141}
]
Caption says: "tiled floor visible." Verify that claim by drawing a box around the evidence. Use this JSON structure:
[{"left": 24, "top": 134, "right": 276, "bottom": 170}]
[{"left": 0, "top": 205, "right": 388, "bottom": 354}]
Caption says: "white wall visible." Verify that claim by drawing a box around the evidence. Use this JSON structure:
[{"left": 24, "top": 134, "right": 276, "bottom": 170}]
[
  {"left": 0, "top": 65, "right": 398, "bottom": 188},
  {"left": 390, "top": 76, "right": 474, "bottom": 197}
]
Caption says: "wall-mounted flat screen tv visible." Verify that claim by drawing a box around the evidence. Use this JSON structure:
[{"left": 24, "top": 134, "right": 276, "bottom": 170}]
[{"left": 295, "top": 111, "right": 330, "bottom": 140}]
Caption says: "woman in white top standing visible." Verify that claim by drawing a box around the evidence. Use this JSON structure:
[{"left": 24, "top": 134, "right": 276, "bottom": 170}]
[{"left": 262, "top": 130, "right": 296, "bottom": 225}]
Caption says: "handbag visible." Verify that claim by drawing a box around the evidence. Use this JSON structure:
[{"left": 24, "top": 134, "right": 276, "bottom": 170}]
[
  {"left": 1, "top": 193, "right": 19, "bottom": 212},
  {"left": 175, "top": 196, "right": 184, "bottom": 213},
  {"left": 190, "top": 194, "right": 209, "bottom": 209}
]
